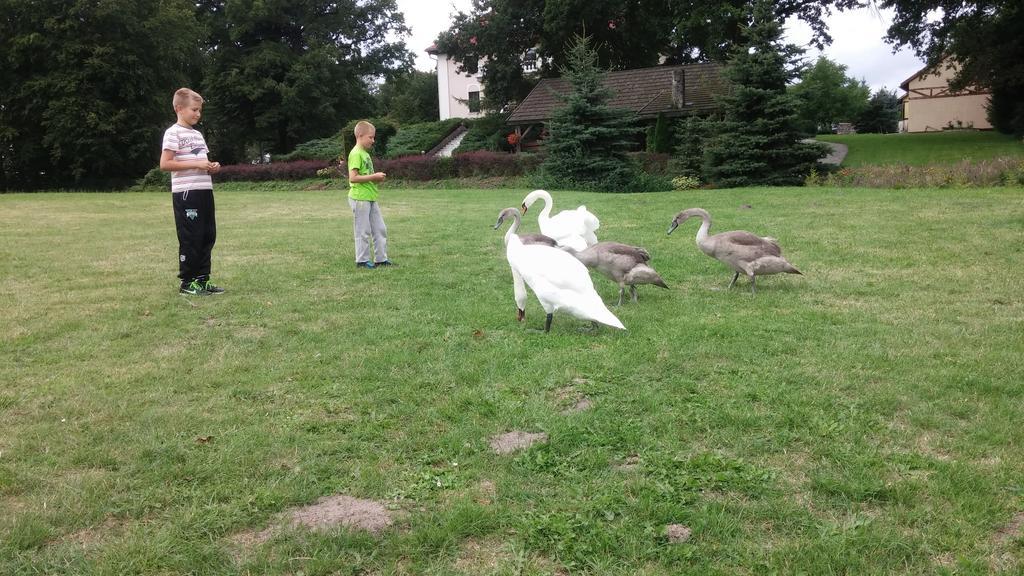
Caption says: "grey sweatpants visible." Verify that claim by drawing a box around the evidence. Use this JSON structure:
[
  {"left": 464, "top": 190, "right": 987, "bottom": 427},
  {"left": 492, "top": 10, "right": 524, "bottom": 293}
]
[{"left": 348, "top": 198, "right": 388, "bottom": 263}]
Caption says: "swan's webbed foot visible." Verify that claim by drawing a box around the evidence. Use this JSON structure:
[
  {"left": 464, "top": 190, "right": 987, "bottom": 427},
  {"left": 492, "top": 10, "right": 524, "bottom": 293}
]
[{"left": 544, "top": 313, "right": 553, "bottom": 333}]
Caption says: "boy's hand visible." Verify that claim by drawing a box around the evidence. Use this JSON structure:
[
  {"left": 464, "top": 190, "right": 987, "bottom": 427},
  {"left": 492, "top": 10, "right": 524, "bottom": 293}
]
[
  {"left": 207, "top": 161, "right": 221, "bottom": 174},
  {"left": 374, "top": 171, "right": 387, "bottom": 182}
]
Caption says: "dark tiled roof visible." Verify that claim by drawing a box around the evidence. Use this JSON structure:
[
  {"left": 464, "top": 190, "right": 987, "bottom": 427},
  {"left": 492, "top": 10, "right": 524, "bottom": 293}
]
[{"left": 507, "top": 63, "right": 725, "bottom": 125}]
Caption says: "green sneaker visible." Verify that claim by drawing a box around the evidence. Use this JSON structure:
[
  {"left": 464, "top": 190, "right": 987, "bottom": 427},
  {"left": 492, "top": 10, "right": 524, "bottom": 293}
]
[
  {"left": 180, "top": 279, "right": 208, "bottom": 295},
  {"left": 202, "top": 279, "right": 225, "bottom": 294}
]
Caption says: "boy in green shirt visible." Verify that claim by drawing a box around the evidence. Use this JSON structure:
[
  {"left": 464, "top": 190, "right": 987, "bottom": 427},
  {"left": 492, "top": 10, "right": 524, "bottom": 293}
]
[{"left": 347, "top": 120, "right": 392, "bottom": 268}]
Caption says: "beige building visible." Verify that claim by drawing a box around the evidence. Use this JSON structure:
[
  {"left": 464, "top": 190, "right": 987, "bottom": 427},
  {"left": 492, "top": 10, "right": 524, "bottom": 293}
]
[
  {"left": 425, "top": 44, "right": 485, "bottom": 121},
  {"left": 899, "top": 58, "right": 992, "bottom": 132}
]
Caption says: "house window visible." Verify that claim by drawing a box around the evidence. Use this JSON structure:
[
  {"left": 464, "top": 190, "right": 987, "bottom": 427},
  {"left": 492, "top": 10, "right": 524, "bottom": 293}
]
[{"left": 468, "top": 91, "right": 481, "bottom": 113}]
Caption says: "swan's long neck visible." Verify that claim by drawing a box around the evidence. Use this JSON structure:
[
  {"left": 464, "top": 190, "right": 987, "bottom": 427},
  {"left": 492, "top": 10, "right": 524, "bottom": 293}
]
[
  {"left": 694, "top": 211, "right": 712, "bottom": 246},
  {"left": 503, "top": 211, "right": 521, "bottom": 246},
  {"left": 536, "top": 191, "right": 553, "bottom": 223}
]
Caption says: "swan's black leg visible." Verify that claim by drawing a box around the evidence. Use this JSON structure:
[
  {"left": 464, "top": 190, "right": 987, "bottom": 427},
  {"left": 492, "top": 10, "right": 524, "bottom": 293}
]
[
  {"left": 544, "top": 313, "right": 553, "bottom": 333},
  {"left": 727, "top": 272, "right": 739, "bottom": 289},
  {"left": 630, "top": 285, "right": 638, "bottom": 302}
]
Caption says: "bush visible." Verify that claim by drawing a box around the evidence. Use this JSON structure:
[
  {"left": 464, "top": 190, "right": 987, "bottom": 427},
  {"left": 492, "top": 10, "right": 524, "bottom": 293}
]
[
  {"left": 385, "top": 119, "right": 464, "bottom": 158},
  {"left": 450, "top": 151, "right": 542, "bottom": 177},
  {"left": 274, "top": 136, "right": 344, "bottom": 162},
  {"left": 135, "top": 167, "right": 170, "bottom": 189},
  {"left": 455, "top": 114, "right": 511, "bottom": 153},
  {"left": 371, "top": 155, "right": 454, "bottom": 180},
  {"left": 672, "top": 176, "right": 701, "bottom": 190},
  {"left": 340, "top": 117, "right": 399, "bottom": 159},
  {"left": 216, "top": 160, "right": 331, "bottom": 182}
]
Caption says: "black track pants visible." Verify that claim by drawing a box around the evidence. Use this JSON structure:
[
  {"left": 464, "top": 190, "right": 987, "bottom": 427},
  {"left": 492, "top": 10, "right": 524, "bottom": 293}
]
[{"left": 172, "top": 189, "right": 216, "bottom": 282}]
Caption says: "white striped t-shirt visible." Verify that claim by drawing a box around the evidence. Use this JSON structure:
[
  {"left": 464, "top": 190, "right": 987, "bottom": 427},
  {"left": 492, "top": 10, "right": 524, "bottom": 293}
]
[{"left": 162, "top": 123, "right": 213, "bottom": 193}]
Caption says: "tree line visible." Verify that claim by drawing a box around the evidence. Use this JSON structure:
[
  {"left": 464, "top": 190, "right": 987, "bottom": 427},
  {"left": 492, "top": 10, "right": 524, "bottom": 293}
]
[
  {"left": 0, "top": 0, "right": 423, "bottom": 190},
  {"left": 3, "top": 0, "right": 1019, "bottom": 190},
  {"left": 438, "top": 0, "right": 1022, "bottom": 134}
]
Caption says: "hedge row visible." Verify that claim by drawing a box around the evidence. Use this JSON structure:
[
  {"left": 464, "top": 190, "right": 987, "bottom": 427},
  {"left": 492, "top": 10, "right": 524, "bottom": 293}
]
[
  {"left": 210, "top": 151, "right": 672, "bottom": 184},
  {"left": 805, "top": 157, "right": 1024, "bottom": 188},
  {"left": 216, "top": 160, "right": 331, "bottom": 182}
]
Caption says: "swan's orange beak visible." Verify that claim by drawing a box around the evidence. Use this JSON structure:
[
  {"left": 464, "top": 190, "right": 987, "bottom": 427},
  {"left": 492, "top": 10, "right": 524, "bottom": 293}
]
[
  {"left": 516, "top": 308, "right": 525, "bottom": 322},
  {"left": 521, "top": 202, "right": 528, "bottom": 214}
]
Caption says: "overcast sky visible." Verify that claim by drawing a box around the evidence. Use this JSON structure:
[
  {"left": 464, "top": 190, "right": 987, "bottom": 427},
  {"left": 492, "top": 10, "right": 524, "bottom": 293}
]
[{"left": 395, "top": 0, "right": 925, "bottom": 94}]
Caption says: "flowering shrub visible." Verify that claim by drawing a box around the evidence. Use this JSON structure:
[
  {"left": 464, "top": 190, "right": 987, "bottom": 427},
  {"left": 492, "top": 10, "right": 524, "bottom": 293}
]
[
  {"left": 672, "top": 176, "right": 701, "bottom": 190},
  {"left": 804, "top": 157, "right": 1024, "bottom": 188},
  {"left": 216, "top": 160, "right": 331, "bottom": 182}
]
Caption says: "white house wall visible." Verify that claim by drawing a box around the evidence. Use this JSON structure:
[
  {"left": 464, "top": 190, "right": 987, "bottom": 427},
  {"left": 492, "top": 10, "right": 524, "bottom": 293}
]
[
  {"left": 902, "top": 61, "right": 992, "bottom": 132},
  {"left": 433, "top": 53, "right": 485, "bottom": 121}
]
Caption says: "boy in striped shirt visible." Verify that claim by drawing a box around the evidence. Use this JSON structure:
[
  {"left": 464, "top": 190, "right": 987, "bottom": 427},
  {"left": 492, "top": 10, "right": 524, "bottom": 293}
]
[{"left": 160, "top": 87, "right": 224, "bottom": 295}]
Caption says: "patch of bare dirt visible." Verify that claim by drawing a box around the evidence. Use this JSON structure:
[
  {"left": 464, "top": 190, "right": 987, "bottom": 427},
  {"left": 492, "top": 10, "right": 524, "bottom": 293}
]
[
  {"left": 665, "top": 523, "right": 692, "bottom": 543},
  {"left": 488, "top": 431, "right": 548, "bottom": 455},
  {"left": 561, "top": 396, "right": 593, "bottom": 414},
  {"left": 228, "top": 494, "right": 394, "bottom": 558},
  {"left": 453, "top": 537, "right": 512, "bottom": 573},
  {"left": 994, "top": 512, "right": 1024, "bottom": 544},
  {"left": 474, "top": 480, "right": 497, "bottom": 505},
  {"left": 613, "top": 454, "right": 641, "bottom": 472},
  {"left": 287, "top": 494, "right": 393, "bottom": 533},
  {"left": 61, "top": 516, "right": 125, "bottom": 548},
  {"left": 990, "top": 511, "right": 1024, "bottom": 571}
]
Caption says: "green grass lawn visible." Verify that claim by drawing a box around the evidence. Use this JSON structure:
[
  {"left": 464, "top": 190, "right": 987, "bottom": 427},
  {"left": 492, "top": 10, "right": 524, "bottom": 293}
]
[
  {"left": 817, "top": 131, "right": 1024, "bottom": 167},
  {"left": 2, "top": 186, "right": 1023, "bottom": 574}
]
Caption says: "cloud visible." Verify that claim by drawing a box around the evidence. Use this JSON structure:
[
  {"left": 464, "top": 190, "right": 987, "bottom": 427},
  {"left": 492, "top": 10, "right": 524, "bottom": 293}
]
[{"left": 784, "top": 6, "right": 924, "bottom": 93}]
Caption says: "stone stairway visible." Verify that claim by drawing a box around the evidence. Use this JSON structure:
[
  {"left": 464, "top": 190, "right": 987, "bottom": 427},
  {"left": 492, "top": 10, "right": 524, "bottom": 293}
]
[{"left": 428, "top": 124, "right": 470, "bottom": 157}]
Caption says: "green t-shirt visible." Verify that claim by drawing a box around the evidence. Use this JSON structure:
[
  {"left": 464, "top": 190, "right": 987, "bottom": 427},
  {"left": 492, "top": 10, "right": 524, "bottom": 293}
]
[{"left": 347, "top": 145, "right": 378, "bottom": 201}]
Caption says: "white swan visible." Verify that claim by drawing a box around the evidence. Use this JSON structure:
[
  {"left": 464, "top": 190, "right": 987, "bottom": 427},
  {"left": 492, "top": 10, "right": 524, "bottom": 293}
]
[
  {"left": 495, "top": 213, "right": 625, "bottom": 333},
  {"left": 493, "top": 207, "right": 558, "bottom": 322},
  {"left": 521, "top": 189, "right": 600, "bottom": 251}
]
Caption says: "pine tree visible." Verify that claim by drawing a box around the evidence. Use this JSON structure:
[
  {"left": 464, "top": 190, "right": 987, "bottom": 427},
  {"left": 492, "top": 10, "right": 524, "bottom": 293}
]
[
  {"left": 703, "top": 0, "right": 826, "bottom": 188},
  {"left": 540, "top": 35, "right": 640, "bottom": 191},
  {"left": 669, "top": 115, "right": 714, "bottom": 179},
  {"left": 855, "top": 88, "right": 900, "bottom": 134}
]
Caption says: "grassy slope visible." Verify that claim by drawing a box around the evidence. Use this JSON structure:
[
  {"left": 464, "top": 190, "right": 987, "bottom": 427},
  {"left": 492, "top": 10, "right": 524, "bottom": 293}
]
[
  {"left": 1, "top": 187, "right": 1023, "bottom": 574},
  {"left": 817, "top": 131, "right": 1024, "bottom": 167}
]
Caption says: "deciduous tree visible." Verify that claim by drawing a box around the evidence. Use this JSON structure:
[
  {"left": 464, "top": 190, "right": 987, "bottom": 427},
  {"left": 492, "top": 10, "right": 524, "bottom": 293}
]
[
  {"left": 435, "top": 0, "right": 864, "bottom": 112},
  {"left": 0, "top": 0, "right": 202, "bottom": 189},
  {"left": 790, "top": 57, "right": 870, "bottom": 134},
  {"left": 199, "top": 0, "right": 414, "bottom": 162}
]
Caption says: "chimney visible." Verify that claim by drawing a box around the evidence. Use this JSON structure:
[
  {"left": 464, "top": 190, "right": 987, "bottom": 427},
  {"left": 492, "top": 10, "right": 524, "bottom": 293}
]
[{"left": 671, "top": 69, "right": 685, "bottom": 108}]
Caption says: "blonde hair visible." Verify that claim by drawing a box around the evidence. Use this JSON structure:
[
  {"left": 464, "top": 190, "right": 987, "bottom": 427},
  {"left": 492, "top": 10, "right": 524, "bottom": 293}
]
[
  {"left": 354, "top": 121, "right": 376, "bottom": 137},
  {"left": 172, "top": 88, "right": 204, "bottom": 110}
]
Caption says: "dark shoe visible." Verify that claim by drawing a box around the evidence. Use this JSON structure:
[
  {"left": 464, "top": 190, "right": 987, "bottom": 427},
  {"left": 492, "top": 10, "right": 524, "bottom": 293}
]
[
  {"left": 179, "top": 279, "right": 208, "bottom": 295},
  {"left": 356, "top": 261, "right": 375, "bottom": 269},
  {"left": 374, "top": 260, "right": 395, "bottom": 267},
  {"left": 202, "top": 279, "right": 225, "bottom": 294}
]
